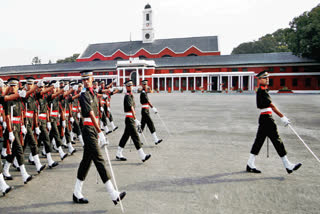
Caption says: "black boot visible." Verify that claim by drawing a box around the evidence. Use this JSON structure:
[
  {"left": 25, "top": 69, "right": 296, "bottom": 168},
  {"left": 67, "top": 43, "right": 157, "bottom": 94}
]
[
  {"left": 37, "top": 164, "right": 47, "bottom": 174},
  {"left": 113, "top": 192, "right": 126, "bottom": 205},
  {"left": 286, "top": 163, "right": 302, "bottom": 174},
  {"left": 142, "top": 154, "right": 151, "bottom": 162},
  {"left": 49, "top": 161, "right": 59, "bottom": 169},
  {"left": 155, "top": 139, "right": 163, "bottom": 145},
  {"left": 246, "top": 165, "right": 261, "bottom": 173},
  {"left": 2, "top": 186, "right": 13, "bottom": 196},
  {"left": 73, "top": 194, "right": 89, "bottom": 204}
]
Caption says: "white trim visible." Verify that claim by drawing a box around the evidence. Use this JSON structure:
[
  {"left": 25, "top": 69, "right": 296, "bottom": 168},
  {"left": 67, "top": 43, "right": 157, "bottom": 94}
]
[{"left": 269, "top": 72, "right": 320, "bottom": 76}]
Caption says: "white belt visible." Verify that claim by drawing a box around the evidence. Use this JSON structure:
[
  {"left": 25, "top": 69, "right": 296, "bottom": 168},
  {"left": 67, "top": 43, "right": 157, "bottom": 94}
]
[
  {"left": 125, "top": 112, "right": 133, "bottom": 116},
  {"left": 51, "top": 111, "right": 59, "bottom": 116},
  {"left": 12, "top": 117, "right": 21, "bottom": 122},
  {"left": 25, "top": 112, "right": 34, "bottom": 117},
  {"left": 83, "top": 117, "right": 99, "bottom": 122},
  {"left": 39, "top": 113, "right": 47, "bottom": 117},
  {"left": 142, "top": 104, "right": 149, "bottom": 108},
  {"left": 260, "top": 107, "right": 272, "bottom": 113},
  {"left": 65, "top": 113, "right": 69, "bottom": 117},
  {"left": 72, "top": 107, "right": 78, "bottom": 111}
]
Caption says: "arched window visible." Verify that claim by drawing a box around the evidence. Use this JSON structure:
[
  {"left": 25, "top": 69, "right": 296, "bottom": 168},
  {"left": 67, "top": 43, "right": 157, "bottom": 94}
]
[
  {"left": 161, "top": 55, "right": 172, "bottom": 58},
  {"left": 139, "top": 55, "right": 147, "bottom": 59},
  {"left": 92, "top": 58, "right": 101, "bottom": 61},
  {"left": 114, "top": 57, "right": 123, "bottom": 60},
  {"left": 187, "top": 53, "right": 198, "bottom": 56}
]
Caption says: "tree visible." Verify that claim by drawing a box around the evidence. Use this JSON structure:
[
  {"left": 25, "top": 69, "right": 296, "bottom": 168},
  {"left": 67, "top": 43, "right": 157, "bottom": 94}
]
[
  {"left": 231, "top": 28, "right": 291, "bottom": 54},
  {"left": 56, "top": 53, "right": 80, "bottom": 63},
  {"left": 32, "top": 56, "right": 41, "bottom": 65},
  {"left": 288, "top": 4, "right": 320, "bottom": 59}
]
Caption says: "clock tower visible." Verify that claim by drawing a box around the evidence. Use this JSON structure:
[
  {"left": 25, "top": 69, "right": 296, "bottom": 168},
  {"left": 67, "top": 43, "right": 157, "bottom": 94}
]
[{"left": 142, "top": 4, "right": 154, "bottom": 43}]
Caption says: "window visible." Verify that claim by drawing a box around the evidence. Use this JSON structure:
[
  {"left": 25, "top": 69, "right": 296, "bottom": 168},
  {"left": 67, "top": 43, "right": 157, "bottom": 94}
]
[
  {"left": 268, "top": 67, "right": 274, "bottom": 72},
  {"left": 269, "top": 79, "right": 274, "bottom": 87},
  {"left": 292, "top": 78, "right": 298, "bottom": 87},
  {"left": 37, "top": 75, "right": 41, "bottom": 78},
  {"left": 187, "top": 53, "right": 198, "bottom": 56},
  {"left": 114, "top": 57, "right": 123, "bottom": 60},
  {"left": 280, "top": 79, "right": 286, "bottom": 87},
  {"left": 232, "top": 68, "right": 238, "bottom": 72},
  {"left": 146, "top": 14, "right": 149, "bottom": 21},
  {"left": 169, "top": 70, "right": 174, "bottom": 74},
  {"left": 183, "top": 69, "right": 188, "bottom": 73},
  {"left": 139, "top": 55, "right": 147, "bottom": 59},
  {"left": 242, "top": 68, "right": 248, "bottom": 72},
  {"left": 292, "top": 67, "right": 299, "bottom": 72},
  {"left": 93, "top": 58, "right": 101, "bottom": 61},
  {"left": 189, "top": 78, "right": 193, "bottom": 87},
  {"left": 197, "top": 78, "right": 201, "bottom": 87},
  {"left": 51, "top": 74, "right": 57, "bottom": 77},
  {"left": 161, "top": 55, "right": 172, "bottom": 58},
  {"left": 182, "top": 79, "right": 186, "bottom": 87},
  {"left": 305, "top": 78, "right": 311, "bottom": 87},
  {"left": 280, "top": 67, "right": 286, "bottom": 72},
  {"left": 64, "top": 74, "right": 68, "bottom": 76}
]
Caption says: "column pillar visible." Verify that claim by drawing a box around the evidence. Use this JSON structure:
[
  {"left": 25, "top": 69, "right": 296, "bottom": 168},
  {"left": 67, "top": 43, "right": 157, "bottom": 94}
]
[
  {"left": 194, "top": 76, "right": 196, "bottom": 90},
  {"left": 201, "top": 76, "right": 203, "bottom": 88},
  {"left": 152, "top": 76, "right": 154, "bottom": 91},
  {"left": 186, "top": 76, "right": 189, "bottom": 91},
  {"left": 142, "top": 68, "right": 145, "bottom": 80},
  {"left": 165, "top": 77, "right": 167, "bottom": 92},
  {"left": 179, "top": 76, "right": 181, "bottom": 91},
  {"left": 123, "top": 69, "right": 125, "bottom": 85},
  {"left": 136, "top": 68, "right": 139, "bottom": 86},
  {"left": 172, "top": 77, "right": 174, "bottom": 92},
  {"left": 158, "top": 77, "right": 160, "bottom": 91},
  {"left": 207, "top": 76, "right": 209, "bottom": 91}
]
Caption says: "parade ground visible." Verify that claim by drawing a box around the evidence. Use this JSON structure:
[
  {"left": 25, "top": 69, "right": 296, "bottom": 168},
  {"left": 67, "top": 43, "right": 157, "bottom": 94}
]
[{"left": 0, "top": 93, "right": 319, "bottom": 214}]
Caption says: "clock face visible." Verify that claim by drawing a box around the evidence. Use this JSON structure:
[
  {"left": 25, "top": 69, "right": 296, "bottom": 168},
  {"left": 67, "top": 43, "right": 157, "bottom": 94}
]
[{"left": 145, "top": 33, "right": 150, "bottom": 39}]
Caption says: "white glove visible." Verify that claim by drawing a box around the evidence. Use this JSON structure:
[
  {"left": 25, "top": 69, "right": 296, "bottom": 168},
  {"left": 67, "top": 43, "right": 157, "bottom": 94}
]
[
  {"left": 37, "top": 80, "right": 44, "bottom": 87},
  {"left": 281, "top": 116, "right": 290, "bottom": 127},
  {"left": 18, "top": 90, "right": 26, "bottom": 98},
  {"left": 103, "top": 94, "right": 108, "bottom": 98},
  {"left": 0, "top": 116, "right": 2, "bottom": 123},
  {"left": 54, "top": 81, "right": 59, "bottom": 89},
  {"left": 9, "top": 131, "right": 15, "bottom": 142},
  {"left": 77, "top": 112, "right": 81, "bottom": 119},
  {"left": 70, "top": 117, "right": 74, "bottom": 123},
  {"left": 62, "top": 120, "right": 66, "bottom": 128},
  {"left": 72, "top": 85, "right": 78, "bottom": 91},
  {"left": 100, "top": 107, "right": 104, "bottom": 112},
  {"left": 152, "top": 107, "right": 158, "bottom": 114},
  {"left": 2, "top": 121, "right": 7, "bottom": 133},
  {"left": 21, "top": 125, "right": 27, "bottom": 135},
  {"left": 98, "top": 131, "right": 109, "bottom": 148},
  {"left": 63, "top": 85, "right": 70, "bottom": 91},
  {"left": 0, "top": 78, "right": 3, "bottom": 88},
  {"left": 135, "top": 119, "right": 141, "bottom": 127},
  {"left": 95, "top": 88, "right": 99, "bottom": 93},
  {"left": 47, "top": 122, "right": 52, "bottom": 131},
  {"left": 35, "top": 127, "right": 41, "bottom": 135}
]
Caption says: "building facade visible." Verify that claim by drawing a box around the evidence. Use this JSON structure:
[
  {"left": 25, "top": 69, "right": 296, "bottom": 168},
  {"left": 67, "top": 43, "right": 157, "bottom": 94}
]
[{"left": 0, "top": 4, "right": 320, "bottom": 92}]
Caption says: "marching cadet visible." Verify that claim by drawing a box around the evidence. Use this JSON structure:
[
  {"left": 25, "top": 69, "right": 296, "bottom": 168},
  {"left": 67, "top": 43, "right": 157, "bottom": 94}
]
[
  {"left": 247, "top": 71, "right": 302, "bottom": 174},
  {"left": 98, "top": 81, "right": 112, "bottom": 135},
  {"left": 140, "top": 80, "right": 162, "bottom": 144},
  {"left": 73, "top": 70, "right": 126, "bottom": 205},
  {"left": 35, "top": 80, "right": 59, "bottom": 168},
  {"left": 70, "top": 82, "right": 85, "bottom": 146},
  {"left": 1, "top": 82, "right": 8, "bottom": 159},
  {"left": 0, "top": 78, "right": 25, "bottom": 195},
  {"left": 61, "top": 80, "right": 76, "bottom": 155},
  {"left": 48, "top": 80, "right": 69, "bottom": 160},
  {"left": 116, "top": 80, "right": 151, "bottom": 162},
  {"left": 3, "top": 78, "right": 33, "bottom": 184},
  {"left": 23, "top": 77, "right": 46, "bottom": 173},
  {"left": 101, "top": 80, "right": 119, "bottom": 132}
]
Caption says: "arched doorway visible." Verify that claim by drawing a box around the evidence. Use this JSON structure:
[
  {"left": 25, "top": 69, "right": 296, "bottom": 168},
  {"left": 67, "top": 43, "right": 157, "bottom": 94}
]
[{"left": 130, "top": 71, "right": 137, "bottom": 86}]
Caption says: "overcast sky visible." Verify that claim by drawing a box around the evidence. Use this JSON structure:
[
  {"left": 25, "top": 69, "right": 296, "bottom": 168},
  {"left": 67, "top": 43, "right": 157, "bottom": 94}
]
[{"left": 0, "top": 0, "right": 318, "bottom": 67}]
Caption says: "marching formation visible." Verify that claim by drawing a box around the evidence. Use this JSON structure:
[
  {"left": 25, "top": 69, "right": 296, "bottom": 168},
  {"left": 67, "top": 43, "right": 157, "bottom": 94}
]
[{"left": 0, "top": 69, "right": 306, "bottom": 212}]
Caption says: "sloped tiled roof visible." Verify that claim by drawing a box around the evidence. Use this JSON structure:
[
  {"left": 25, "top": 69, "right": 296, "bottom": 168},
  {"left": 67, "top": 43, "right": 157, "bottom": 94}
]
[{"left": 79, "top": 36, "right": 219, "bottom": 58}]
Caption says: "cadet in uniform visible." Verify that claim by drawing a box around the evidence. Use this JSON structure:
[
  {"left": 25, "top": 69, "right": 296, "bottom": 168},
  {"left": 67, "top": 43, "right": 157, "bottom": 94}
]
[
  {"left": 247, "top": 71, "right": 302, "bottom": 174},
  {"left": 48, "top": 80, "right": 68, "bottom": 160},
  {"left": 23, "top": 77, "right": 46, "bottom": 173},
  {"left": 3, "top": 78, "right": 33, "bottom": 184},
  {"left": 140, "top": 80, "right": 162, "bottom": 144},
  {"left": 36, "top": 80, "right": 59, "bottom": 168},
  {"left": 116, "top": 80, "right": 151, "bottom": 162},
  {"left": 73, "top": 70, "right": 126, "bottom": 205},
  {"left": 70, "top": 82, "right": 84, "bottom": 146}
]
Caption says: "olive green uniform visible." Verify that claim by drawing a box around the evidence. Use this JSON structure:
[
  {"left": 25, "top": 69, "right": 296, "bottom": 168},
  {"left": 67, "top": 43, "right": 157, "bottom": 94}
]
[
  {"left": 36, "top": 92, "right": 52, "bottom": 153},
  {"left": 4, "top": 95, "right": 25, "bottom": 165},
  {"left": 23, "top": 94, "right": 39, "bottom": 156},
  {"left": 140, "top": 89, "right": 156, "bottom": 133},
  {"left": 48, "top": 94, "right": 63, "bottom": 148},
  {"left": 71, "top": 93, "right": 81, "bottom": 137},
  {"left": 119, "top": 93, "right": 142, "bottom": 150},
  {"left": 250, "top": 86, "right": 287, "bottom": 157},
  {"left": 77, "top": 88, "right": 111, "bottom": 183}
]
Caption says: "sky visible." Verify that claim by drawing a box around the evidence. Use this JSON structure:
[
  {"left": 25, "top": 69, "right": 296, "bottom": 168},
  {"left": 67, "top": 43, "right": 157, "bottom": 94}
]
[{"left": 0, "top": 0, "right": 319, "bottom": 67}]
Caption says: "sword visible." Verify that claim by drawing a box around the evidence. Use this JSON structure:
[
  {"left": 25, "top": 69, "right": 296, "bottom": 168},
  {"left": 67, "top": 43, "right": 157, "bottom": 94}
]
[
  {"left": 156, "top": 113, "right": 171, "bottom": 136},
  {"left": 288, "top": 124, "right": 320, "bottom": 163},
  {"left": 103, "top": 146, "right": 124, "bottom": 213}
]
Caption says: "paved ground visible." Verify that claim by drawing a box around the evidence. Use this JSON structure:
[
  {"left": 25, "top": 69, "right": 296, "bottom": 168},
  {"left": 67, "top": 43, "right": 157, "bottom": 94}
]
[{"left": 0, "top": 93, "right": 319, "bottom": 214}]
